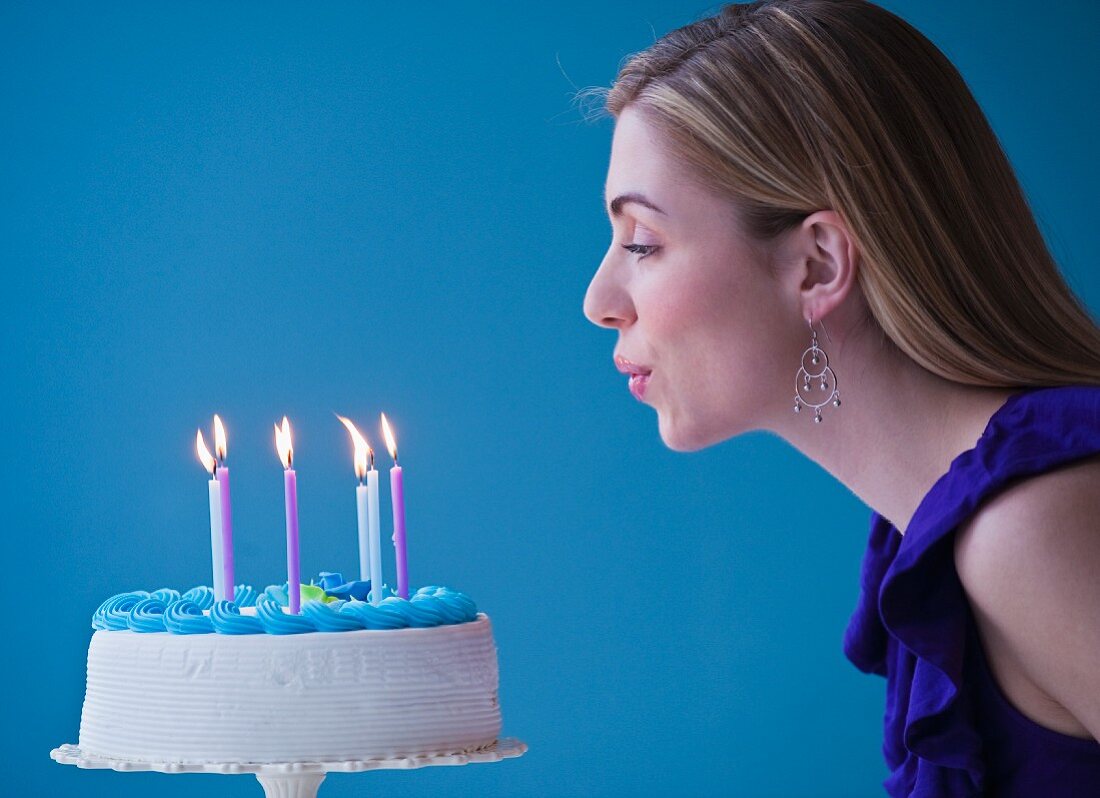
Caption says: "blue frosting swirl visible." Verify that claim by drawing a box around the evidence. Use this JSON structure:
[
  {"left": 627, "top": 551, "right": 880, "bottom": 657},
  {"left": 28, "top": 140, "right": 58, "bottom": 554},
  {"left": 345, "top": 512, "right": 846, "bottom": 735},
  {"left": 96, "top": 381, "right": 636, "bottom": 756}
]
[
  {"left": 149, "top": 587, "right": 181, "bottom": 603},
  {"left": 301, "top": 599, "right": 364, "bottom": 631},
  {"left": 92, "top": 591, "right": 150, "bottom": 631},
  {"left": 163, "top": 598, "right": 215, "bottom": 634},
  {"left": 416, "top": 592, "right": 464, "bottom": 624},
  {"left": 181, "top": 585, "right": 215, "bottom": 610},
  {"left": 209, "top": 600, "right": 264, "bottom": 635},
  {"left": 395, "top": 594, "right": 449, "bottom": 627},
  {"left": 341, "top": 598, "right": 409, "bottom": 629},
  {"left": 126, "top": 597, "right": 168, "bottom": 632},
  {"left": 261, "top": 582, "right": 290, "bottom": 606},
  {"left": 418, "top": 586, "right": 478, "bottom": 622},
  {"left": 233, "top": 584, "right": 258, "bottom": 607},
  {"left": 255, "top": 594, "right": 317, "bottom": 634}
]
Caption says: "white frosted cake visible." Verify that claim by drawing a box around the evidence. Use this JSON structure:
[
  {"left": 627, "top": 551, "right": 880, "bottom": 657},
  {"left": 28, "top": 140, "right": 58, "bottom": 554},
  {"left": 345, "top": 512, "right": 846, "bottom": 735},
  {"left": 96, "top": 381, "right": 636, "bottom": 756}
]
[{"left": 76, "top": 578, "right": 503, "bottom": 764}]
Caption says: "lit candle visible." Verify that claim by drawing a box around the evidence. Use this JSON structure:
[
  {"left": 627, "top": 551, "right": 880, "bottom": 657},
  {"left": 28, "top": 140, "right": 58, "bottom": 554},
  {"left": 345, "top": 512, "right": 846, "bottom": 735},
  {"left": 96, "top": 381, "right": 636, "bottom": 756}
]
[
  {"left": 380, "top": 412, "right": 408, "bottom": 599},
  {"left": 213, "top": 415, "right": 235, "bottom": 602},
  {"left": 196, "top": 430, "right": 225, "bottom": 601},
  {"left": 338, "top": 416, "right": 383, "bottom": 604},
  {"left": 367, "top": 460, "right": 382, "bottom": 602},
  {"left": 274, "top": 416, "right": 301, "bottom": 614}
]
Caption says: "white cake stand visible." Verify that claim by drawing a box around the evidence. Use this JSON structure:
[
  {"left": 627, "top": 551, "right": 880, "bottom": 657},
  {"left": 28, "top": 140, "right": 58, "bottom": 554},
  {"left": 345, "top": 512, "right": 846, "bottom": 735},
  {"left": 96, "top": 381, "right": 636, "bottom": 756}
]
[{"left": 51, "top": 738, "right": 527, "bottom": 798}]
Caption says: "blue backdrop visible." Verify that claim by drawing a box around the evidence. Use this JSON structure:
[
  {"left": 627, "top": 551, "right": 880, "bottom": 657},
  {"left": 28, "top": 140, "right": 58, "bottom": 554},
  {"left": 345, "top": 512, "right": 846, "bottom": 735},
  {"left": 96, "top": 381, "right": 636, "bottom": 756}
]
[{"left": 4, "top": 2, "right": 1098, "bottom": 796}]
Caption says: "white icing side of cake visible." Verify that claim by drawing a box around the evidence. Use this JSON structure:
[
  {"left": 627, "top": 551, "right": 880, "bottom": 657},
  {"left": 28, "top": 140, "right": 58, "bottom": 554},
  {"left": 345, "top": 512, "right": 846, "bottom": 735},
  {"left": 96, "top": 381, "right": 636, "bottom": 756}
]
[{"left": 78, "top": 614, "right": 501, "bottom": 764}]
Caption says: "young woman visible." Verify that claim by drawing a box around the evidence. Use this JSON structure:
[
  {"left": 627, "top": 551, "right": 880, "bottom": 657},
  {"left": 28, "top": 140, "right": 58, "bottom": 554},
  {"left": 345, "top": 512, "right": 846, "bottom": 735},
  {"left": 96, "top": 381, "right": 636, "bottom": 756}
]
[{"left": 581, "top": 1, "right": 1100, "bottom": 795}]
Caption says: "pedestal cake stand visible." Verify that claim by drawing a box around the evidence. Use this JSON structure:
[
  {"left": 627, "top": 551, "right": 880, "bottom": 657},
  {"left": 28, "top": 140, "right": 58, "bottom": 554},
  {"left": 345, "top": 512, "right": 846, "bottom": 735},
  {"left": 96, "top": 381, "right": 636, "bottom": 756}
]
[{"left": 52, "top": 738, "right": 527, "bottom": 798}]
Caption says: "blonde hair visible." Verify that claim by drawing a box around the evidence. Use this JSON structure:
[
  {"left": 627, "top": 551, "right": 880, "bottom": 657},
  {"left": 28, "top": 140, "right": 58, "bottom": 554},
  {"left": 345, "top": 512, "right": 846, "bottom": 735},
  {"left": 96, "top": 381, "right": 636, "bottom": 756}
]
[{"left": 583, "top": 0, "right": 1100, "bottom": 386}]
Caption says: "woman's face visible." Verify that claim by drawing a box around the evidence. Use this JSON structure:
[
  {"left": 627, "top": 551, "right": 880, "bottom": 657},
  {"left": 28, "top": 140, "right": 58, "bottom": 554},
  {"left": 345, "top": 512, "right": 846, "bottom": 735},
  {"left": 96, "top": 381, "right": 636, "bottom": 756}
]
[{"left": 583, "top": 105, "right": 803, "bottom": 451}]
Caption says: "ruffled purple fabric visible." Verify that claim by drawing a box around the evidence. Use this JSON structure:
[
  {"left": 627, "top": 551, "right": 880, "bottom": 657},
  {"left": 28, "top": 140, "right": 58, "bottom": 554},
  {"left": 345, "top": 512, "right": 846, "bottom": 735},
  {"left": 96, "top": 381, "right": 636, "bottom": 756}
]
[{"left": 843, "top": 385, "right": 1100, "bottom": 797}]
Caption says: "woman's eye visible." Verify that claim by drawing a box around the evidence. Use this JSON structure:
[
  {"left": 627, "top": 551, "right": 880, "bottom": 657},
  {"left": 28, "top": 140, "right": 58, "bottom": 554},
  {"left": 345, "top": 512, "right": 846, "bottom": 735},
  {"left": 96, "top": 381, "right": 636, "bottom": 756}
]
[{"left": 621, "top": 243, "right": 660, "bottom": 259}]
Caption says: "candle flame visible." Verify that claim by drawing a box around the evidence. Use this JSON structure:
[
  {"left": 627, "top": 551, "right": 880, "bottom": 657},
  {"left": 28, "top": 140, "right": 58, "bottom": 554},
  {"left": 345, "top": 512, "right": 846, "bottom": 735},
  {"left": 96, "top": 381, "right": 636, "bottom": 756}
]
[
  {"left": 380, "top": 412, "right": 398, "bottom": 463},
  {"left": 336, "top": 415, "right": 371, "bottom": 481},
  {"left": 196, "top": 430, "right": 216, "bottom": 475},
  {"left": 214, "top": 414, "right": 227, "bottom": 462},
  {"left": 274, "top": 416, "right": 294, "bottom": 469}
]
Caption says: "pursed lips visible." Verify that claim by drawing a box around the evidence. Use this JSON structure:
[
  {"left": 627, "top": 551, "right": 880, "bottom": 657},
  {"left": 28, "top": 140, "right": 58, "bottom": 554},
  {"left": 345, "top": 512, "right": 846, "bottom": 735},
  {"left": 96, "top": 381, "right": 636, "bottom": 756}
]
[{"left": 613, "top": 355, "right": 653, "bottom": 401}]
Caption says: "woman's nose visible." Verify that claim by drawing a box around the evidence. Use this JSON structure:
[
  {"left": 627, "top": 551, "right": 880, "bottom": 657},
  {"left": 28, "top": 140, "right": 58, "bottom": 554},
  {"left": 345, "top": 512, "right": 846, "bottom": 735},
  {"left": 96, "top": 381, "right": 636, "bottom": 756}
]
[{"left": 583, "top": 256, "right": 635, "bottom": 330}]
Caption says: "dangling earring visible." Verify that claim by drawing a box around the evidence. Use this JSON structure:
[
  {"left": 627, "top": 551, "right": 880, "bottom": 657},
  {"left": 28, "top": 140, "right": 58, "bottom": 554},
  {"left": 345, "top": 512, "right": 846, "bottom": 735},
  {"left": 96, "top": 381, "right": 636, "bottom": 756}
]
[{"left": 793, "top": 313, "right": 841, "bottom": 423}]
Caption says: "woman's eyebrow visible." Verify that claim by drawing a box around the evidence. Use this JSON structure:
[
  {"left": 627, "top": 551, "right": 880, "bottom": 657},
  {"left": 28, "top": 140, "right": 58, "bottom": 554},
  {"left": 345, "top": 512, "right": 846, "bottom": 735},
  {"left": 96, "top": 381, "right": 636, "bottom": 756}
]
[{"left": 606, "top": 192, "right": 666, "bottom": 218}]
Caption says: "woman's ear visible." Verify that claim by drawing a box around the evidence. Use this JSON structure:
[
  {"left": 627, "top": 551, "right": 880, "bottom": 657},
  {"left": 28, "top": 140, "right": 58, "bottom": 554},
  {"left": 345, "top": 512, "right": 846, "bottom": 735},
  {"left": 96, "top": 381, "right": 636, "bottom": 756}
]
[{"left": 795, "top": 209, "right": 860, "bottom": 321}]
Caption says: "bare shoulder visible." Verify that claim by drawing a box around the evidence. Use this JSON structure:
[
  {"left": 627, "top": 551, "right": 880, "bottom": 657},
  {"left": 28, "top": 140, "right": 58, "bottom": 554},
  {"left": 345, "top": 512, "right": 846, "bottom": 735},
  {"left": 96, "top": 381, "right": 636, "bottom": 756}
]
[{"left": 954, "top": 452, "right": 1100, "bottom": 739}]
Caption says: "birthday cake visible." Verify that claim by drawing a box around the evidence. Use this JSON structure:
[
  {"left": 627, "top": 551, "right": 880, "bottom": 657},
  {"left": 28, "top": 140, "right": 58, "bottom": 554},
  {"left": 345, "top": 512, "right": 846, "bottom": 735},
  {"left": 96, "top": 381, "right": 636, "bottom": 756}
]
[{"left": 77, "top": 574, "right": 502, "bottom": 764}]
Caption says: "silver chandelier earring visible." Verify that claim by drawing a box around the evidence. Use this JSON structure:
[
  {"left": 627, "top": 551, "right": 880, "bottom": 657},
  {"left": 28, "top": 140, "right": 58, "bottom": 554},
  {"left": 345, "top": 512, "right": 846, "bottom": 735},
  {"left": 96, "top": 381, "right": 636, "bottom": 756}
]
[{"left": 793, "top": 313, "right": 841, "bottom": 423}]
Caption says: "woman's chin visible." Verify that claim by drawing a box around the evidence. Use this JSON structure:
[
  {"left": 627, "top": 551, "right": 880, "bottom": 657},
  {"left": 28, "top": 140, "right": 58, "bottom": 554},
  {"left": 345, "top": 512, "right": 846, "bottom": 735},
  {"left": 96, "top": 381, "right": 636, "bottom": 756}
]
[
  {"left": 657, "top": 410, "right": 712, "bottom": 453},
  {"left": 657, "top": 406, "right": 746, "bottom": 452}
]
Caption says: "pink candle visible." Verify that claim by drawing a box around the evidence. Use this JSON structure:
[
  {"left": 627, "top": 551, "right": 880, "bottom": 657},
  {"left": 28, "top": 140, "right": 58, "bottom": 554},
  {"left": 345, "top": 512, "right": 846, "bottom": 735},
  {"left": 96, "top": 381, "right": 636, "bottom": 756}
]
[
  {"left": 213, "top": 415, "right": 235, "bottom": 602},
  {"left": 216, "top": 467, "right": 234, "bottom": 601},
  {"left": 284, "top": 469, "right": 300, "bottom": 614},
  {"left": 275, "top": 416, "right": 301, "bottom": 614},
  {"left": 381, "top": 413, "right": 408, "bottom": 599},
  {"left": 390, "top": 465, "right": 407, "bottom": 599}
]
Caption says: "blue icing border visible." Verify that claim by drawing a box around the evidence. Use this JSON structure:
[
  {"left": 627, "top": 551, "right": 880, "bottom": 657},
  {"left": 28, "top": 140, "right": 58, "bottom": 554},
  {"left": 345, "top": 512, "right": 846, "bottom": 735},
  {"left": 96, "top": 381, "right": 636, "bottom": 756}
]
[{"left": 90, "top": 576, "right": 478, "bottom": 635}]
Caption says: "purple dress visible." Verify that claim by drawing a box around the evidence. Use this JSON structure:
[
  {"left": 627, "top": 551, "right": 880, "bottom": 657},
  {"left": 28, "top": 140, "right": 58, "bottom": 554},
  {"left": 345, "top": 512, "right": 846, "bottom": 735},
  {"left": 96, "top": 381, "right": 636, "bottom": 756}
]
[{"left": 843, "top": 385, "right": 1100, "bottom": 796}]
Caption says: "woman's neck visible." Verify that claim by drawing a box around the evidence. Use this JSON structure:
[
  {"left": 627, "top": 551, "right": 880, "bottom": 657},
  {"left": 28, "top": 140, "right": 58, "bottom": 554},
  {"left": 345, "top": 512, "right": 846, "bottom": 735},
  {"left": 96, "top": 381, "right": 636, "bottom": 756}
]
[{"left": 770, "top": 327, "right": 1019, "bottom": 535}]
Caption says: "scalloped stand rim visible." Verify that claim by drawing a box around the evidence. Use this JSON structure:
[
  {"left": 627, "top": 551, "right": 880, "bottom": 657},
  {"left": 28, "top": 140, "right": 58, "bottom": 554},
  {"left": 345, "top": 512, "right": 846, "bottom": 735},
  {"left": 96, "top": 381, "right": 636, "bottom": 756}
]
[{"left": 51, "top": 738, "right": 527, "bottom": 798}]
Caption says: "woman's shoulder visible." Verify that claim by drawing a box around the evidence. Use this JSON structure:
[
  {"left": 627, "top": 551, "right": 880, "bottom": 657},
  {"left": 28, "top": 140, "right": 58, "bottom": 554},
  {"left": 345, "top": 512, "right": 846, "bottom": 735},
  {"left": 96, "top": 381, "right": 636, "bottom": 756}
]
[
  {"left": 976, "top": 383, "right": 1100, "bottom": 470},
  {"left": 953, "top": 448, "right": 1100, "bottom": 740},
  {"left": 843, "top": 383, "right": 1100, "bottom": 794}
]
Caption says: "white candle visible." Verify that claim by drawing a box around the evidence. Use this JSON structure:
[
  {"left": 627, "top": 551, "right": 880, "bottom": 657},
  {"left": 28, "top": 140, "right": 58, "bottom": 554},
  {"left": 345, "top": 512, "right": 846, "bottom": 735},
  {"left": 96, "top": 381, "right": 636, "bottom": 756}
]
[
  {"left": 339, "top": 415, "right": 384, "bottom": 605},
  {"left": 367, "top": 466, "right": 382, "bottom": 605},
  {"left": 196, "top": 430, "right": 225, "bottom": 601},
  {"left": 356, "top": 482, "right": 369, "bottom": 582}
]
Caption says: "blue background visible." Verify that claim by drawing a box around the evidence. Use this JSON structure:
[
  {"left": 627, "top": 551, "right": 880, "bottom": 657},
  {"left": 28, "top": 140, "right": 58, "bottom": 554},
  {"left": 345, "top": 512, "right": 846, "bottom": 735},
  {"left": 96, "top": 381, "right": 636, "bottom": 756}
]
[{"left": 4, "top": 2, "right": 1097, "bottom": 796}]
